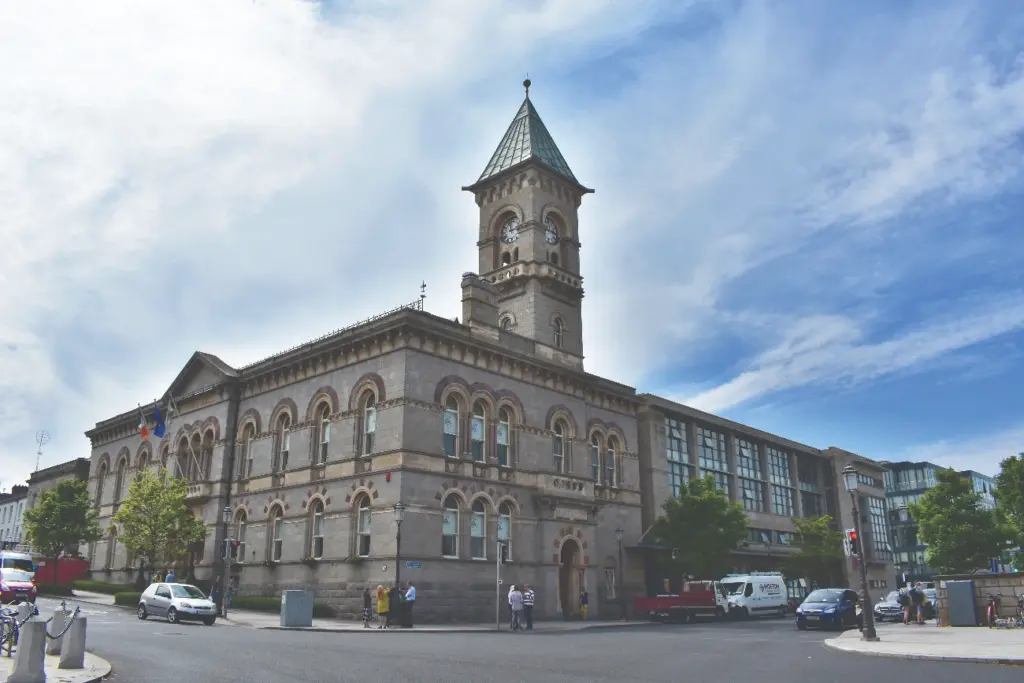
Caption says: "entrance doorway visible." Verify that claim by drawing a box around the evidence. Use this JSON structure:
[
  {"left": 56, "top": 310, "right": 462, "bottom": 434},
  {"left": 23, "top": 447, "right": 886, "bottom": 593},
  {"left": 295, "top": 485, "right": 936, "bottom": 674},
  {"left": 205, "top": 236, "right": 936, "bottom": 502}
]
[{"left": 559, "top": 539, "right": 582, "bottom": 618}]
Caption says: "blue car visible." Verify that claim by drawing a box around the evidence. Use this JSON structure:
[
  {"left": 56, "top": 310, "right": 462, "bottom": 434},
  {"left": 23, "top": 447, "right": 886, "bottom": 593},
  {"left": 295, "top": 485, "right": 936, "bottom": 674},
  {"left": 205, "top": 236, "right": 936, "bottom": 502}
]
[{"left": 795, "top": 588, "right": 863, "bottom": 630}]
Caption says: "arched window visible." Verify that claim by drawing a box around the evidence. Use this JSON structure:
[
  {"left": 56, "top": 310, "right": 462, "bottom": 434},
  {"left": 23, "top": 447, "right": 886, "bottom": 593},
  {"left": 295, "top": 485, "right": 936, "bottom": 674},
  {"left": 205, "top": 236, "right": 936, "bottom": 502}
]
[
  {"left": 500, "top": 318, "right": 512, "bottom": 331},
  {"left": 274, "top": 413, "right": 291, "bottom": 472},
  {"left": 106, "top": 529, "right": 117, "bottom": 570},
  {"left": 470, "top": 499, "right": 487, "bottom": 560},
  {"left": 315, "top": 403, "right": 331, "bottom": 465},
  {"left": 497, "top": 408, "right": 512, "bottom": 467},
  {"left": 113, "top": 459, "right": 127, "bottom": 502},
  {"left": 356, "top": 496, "right": 371, "bottom": 557},
  {"left": 606, "top": 436, "right": 619, "bottom": 488},
  {"left": 498, "top": 502, "right": 512, "bottom": 562},
  {"left": 360, "top": 393, "right": 377, "bottom": 456},
  {"left": 175, "top": 438, "right": 189, "bottom": 479},
  {"left": 269, "top": 505, "right": 284, "bottom": 562},
  {"left": 553, "top": 318, "right": 564, "bottom": 349},
  {"left": 590, "top": 434, "right": 603, "bottom": 481},
  {"left": 235, "top": 511, "right": 247, "bottom": 563},
  {"left": 188, "top": 434, "right": 202, "bottom": 482},
  {"left": 552, "top": 421, "right": 566, "bottom": 474},
  {"left": 441, "top": 495, "right": 460, "bottom": 558},
  {"left": 200, "top": 432, "right": 214, "bottom": 480},
  {"left": 471, "top": 401, "right": 487, "bottom": 462},
  {"left": 443, "top": 397, "right": 460, "bottom": 459},
  {"left": 136, "top": 452, "right": 149, "bottom": 477},
  {"left": 501, "top": 251, "right": 511, "bottom": 266},
  {"left": 550, "top": 251, "right": 559, "bottom": 266},
  {"left": 238, "top": 423, "right": 256, "bottom": 480},
  {"left": 310, "top": 500, "right": 325, "bottom": 559},
  {"left": 95, "top": 462, "right": 107, "bottom": 508},
  {"left": 160, "top": 445, "right": 169, "bottom": 473}
]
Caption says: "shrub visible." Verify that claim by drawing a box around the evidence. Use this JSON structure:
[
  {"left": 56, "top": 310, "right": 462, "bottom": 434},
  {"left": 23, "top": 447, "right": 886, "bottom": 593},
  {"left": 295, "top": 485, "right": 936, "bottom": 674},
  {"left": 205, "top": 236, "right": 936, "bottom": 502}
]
[
  {"left": 73, "top": 579, "right": 134, "bottom": 595},
  {"left": 113, "top": 591, "right": 143, "bottom": 606},
  {"left": 36, "top": 583, "right": 75, "bottom": 597},
  {"left": 230, "top": 595, "right": 335, "bottom": 618}
]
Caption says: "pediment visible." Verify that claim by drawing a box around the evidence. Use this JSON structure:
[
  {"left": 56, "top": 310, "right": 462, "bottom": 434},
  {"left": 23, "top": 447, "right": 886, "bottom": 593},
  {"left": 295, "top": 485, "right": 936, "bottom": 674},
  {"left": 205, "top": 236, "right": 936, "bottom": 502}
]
[{"left": 166, "top": 351, "right": 237, "bottom": 398}]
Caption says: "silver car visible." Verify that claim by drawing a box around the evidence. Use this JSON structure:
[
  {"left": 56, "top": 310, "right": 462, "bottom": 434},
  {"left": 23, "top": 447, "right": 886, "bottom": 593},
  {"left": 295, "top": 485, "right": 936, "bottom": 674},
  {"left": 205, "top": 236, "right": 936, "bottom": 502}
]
[{"left": 137, "top": 582, "right": 217, "bottom": 625}]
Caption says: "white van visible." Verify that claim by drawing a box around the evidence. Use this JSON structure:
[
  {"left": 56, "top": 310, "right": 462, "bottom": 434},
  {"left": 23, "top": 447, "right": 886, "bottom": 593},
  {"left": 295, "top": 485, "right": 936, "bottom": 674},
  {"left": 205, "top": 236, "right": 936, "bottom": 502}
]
[{"left": 720, "top": 572, "right": 788, "bottom": 618}]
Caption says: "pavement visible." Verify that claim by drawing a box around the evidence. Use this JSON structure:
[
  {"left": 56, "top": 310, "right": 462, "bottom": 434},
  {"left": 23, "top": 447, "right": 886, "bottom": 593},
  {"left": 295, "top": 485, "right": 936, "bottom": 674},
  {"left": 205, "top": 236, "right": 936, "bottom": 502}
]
[
  {"left": 826, "top": 622, "right": 1024, "bottom": 664},
  {"left": 33, "top": 595, "right": 1024, "bottom": 683}
]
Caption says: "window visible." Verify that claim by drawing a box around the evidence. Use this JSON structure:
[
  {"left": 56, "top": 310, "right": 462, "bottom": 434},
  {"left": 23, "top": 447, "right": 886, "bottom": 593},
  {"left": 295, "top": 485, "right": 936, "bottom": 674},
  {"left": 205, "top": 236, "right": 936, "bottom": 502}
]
[
  {"left": 497, "top": 408, "right": 511, "bottom": 467},
  {"left": 106, "top": 530, "right": 117, "bottom": 569},
  {"left": 553, "top": 319, "right": 564, "bottom": 349},
  {"left": 471, "top": 499, "right": 486, "bottom": 559},
  {"left": 442, "top": 495, "right": 459, "bottom": 558},
  {"left": 771, "top": 485, "right": 793, "bottom": 517},
  {"left": 160, "top": 446, "right": 169, "bottom": 474},
  {"left": 269, "top": 507, "right": 284, "bottom": 562},
  {"left": 358, "top": 392, "right": 377, "bottom": 456},
  {"left": 309, "top": 500, "right": 325, "bottom": 559},
  {"left": 552, "top": 422, "right": 566, "bottom": 473},
  {"left": 605, "top": 568, "right": 617, "bottom": 599},
  {"left": 316, "top": 403, "right": 331, "bottom": 464},
  {"left": 188, "top": 435, "right": 202, "bottom": 481},
  {"left": 471, "top": 401, "right": 486, "bottom": 462},
  {"left": 740, "top": 477, "right": 763, "bottom": 512},
  {"left": 239, "top": 423, "right": 256, "bottom": 479},
  {"left": 356, "top": 497, "right": 371, "bottom": 557},
  {"left": 666, "top": 418, "right": 689, "bottom": 498},
  {"left": 235, "top": 513, "right": 247, "bottom": 563},
  {"left": 801, "top": 490, "right": 822, "bottom": 517},
  {"left": 274, "top": 413, "right": 291, "bottom": 472},
  {"left": 200, "top": 433, "right": 213, "bottom": 480},
  {"left": 136, "top": 453, "right": 149, "bottom": 478},
  {"left": 736, "top": 439, "right": 761, "bottom": 511},
  {"left": 443, "top": 397, "right": 459, "bottom": 458},
  {"left": 868, "top": 496, "right": 891, "bottom": 560},
  {"left": 697, "top": 427, "right": 727, "bottom": 491},
  {"left": 605, "top": 436, "right": 619, "bottom": 487},
  {"left": 498, "top": 502, "right": 512, "bottom": 562},
  {"left": 768, "top": 447, "right": 790, "bottom": 485},
  {"left": 114, "top": 459, "right": 127, "bottom": 502},
  {"left": 776, "top": 531, "right": 794, "bottom": 546},
  {"left": 589, "top": 435, "right": 602, "bottom": 481},
  {"left": 95, "top": 462, "right": 107, "bottom": 507},
  {"left": 500, "top": 317, "right": 512, "bottom": 331}
]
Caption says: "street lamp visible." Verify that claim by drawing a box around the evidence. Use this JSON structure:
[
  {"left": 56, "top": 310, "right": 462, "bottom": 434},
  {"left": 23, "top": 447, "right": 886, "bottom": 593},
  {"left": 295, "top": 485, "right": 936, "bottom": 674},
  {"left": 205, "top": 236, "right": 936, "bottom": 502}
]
[
  {"left": 393, "top": 503, "right": 406, "bottom": 586},
  {"left": 219, "top": 505, "right": 232, "bottom": 619},
  {"left": 897, "top": 504, "right": 910, "bottom": 523},
  {"left": 615, "top": 527, "right": 625, "bottom": 621},
  {"left": 843, "top": 465, "right": 878, "bottom": 642}
]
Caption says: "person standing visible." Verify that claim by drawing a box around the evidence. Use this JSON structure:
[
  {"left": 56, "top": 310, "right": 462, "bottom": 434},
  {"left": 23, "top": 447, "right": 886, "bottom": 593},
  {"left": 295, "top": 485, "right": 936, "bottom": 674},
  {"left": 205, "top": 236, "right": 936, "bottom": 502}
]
[
  {"left": 509, "top": 585, "right": 524, "bottom": 631},
  {"left": 403, "top": 581, "right": 416, "bottom": 628},
  {"left": 580, "top": 588, "right": 589, "bottom": 620},
  {"left": 376, "top": 585, "right": 390, "bottom": 629},
  {"left": 508, "top": 585, "right": 516, "bottom": 628},
  {"left": 165, "top": 569, "right": 177, "bottom": 583},
  {"left": 522, "top": 584, "right": 535, "bottom": 630},
  {"left": 362, "top": 587, "right": 372, "bottom": 628}
]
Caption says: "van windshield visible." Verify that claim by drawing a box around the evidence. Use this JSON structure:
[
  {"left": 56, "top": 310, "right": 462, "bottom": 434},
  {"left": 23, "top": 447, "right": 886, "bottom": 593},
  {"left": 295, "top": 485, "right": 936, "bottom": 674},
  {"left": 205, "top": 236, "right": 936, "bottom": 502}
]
[
  {"left": 721, "top": 582, "right": 744, "bottom": 595},
  {"left": 0, "top": 558, "right": 35, "bottom": 572}
]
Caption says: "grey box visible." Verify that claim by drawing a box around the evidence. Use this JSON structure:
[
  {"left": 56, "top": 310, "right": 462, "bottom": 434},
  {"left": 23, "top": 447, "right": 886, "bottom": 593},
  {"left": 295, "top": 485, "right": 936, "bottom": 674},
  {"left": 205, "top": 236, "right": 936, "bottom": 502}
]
[
  {"left": 945, "top": 580, "right": 976, "bottom": 627},
  {"left": 280, "top": 590, "right": 314, "bottom": 627}
]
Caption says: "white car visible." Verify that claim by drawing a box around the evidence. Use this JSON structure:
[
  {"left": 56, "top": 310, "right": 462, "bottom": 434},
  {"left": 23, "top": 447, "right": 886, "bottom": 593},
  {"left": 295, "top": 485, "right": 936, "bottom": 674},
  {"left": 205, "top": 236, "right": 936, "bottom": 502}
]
[{"left": 137, "top": 582, "right": 217, "bottom": 625}]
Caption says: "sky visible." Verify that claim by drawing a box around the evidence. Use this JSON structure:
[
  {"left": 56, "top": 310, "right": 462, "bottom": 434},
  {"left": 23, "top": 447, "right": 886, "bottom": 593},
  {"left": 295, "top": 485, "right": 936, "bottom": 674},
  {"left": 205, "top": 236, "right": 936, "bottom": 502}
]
[{"left": 2, "top": 0, "right": 1023, "bottom": 489}]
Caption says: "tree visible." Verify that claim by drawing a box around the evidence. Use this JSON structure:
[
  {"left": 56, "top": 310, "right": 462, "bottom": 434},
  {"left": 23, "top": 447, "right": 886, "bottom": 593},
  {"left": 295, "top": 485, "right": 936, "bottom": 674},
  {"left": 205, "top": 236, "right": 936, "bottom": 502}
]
[
  {"left": 782, "top": 515, "right": 844, "bottom": 587},
  {"left": 22, "top": 479, "right": 103, "bottom": 585},
  {"left": 112, "top": 469, "right": 206, "bottom": 587},
  {"left": 995, "top": 453, "right": 1024, "bottom": 550},
  {"left": 650, "top": 475, "right": 748, "bottom": 580},
  {"left": 909, "top": 467, "right": 1009, "bottom": 575}
]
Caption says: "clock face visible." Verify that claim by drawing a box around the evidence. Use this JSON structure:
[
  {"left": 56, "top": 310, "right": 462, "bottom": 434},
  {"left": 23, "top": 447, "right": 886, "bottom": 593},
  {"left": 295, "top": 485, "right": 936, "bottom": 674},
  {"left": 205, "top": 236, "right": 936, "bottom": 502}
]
[
  {"left": 501, "top": 217, "right": 520, "bottom": 243},
  {"left": 544, "top": 217, "right": 559, "bottom": 244}
]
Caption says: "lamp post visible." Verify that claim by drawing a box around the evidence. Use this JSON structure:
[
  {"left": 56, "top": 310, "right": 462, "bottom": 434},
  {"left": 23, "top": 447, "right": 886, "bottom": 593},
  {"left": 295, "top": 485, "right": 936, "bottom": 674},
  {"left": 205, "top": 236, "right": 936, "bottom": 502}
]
[
  {"left": 615, "top": 527, "right": 625, "bottom": 621},
  {"left": 896, "top": 504, "right": 910, "bottom": 586},
  {"left": 393, "top": 503, "right": 405, "bottom": 587},
  {"left": 843, "top": 465, "right": 878, "bottom": 642},
  {"left": 220, "top": 505, "right": 232, "bottom": 619}
]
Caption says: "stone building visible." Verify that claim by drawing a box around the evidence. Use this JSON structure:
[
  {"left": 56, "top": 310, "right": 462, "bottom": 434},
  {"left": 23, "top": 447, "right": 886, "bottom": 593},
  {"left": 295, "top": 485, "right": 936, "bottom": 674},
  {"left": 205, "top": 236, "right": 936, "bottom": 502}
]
[
  {"left": 26, "top": 458, "right": 91, "bottom": 512},
  {"left": 84, "top": 84, "right": 643, "bottom": 622},
  {"left": 0, "top": 485, "right": 28, "bottom": 550}
]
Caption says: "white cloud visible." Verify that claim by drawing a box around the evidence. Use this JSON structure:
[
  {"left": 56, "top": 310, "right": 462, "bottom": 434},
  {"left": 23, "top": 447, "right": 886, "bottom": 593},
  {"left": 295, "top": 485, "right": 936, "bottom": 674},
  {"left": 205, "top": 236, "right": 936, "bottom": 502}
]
[{"left": 897, "top": 426, "right": 1024, "bottom": 477}]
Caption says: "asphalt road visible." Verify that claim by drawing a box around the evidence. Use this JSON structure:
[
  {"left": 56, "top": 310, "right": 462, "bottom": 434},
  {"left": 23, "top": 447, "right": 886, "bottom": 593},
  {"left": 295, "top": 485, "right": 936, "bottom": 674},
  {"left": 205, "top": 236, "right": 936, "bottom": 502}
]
[{"left": 33, "top": 597, "right": 1023, "bottom": 683}]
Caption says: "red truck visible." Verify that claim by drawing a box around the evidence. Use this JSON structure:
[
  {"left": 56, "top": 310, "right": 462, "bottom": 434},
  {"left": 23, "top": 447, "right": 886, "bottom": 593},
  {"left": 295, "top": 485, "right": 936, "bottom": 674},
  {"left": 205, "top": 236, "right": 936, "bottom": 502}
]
[{"left": 633, "top": 579, "right": 732, "bottom": 623}]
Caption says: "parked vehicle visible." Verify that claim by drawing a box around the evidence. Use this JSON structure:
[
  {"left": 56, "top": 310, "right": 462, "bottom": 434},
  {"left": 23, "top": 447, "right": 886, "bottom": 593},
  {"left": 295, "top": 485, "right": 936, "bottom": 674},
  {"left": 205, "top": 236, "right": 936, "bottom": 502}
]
[
  {"left": 795, "top": 588, "right": 862, "bottom": 630},
  {"left": 873, "top": 591, "right": 902, "bottom": 622},
  {"left": 0, "top": 568, "right": 37, "bottom": 605},
  {"left": 137, "top": 583, "right": 217, "bottom": 625},
  {"left": 720, "top": 572, "right": 789, "bottom": 618},
  {"left": 633, "top": 579, "right": 731, "bottom": 622},
  {"left": 0, "top": 550, "right": 36, "bottom": 575}
]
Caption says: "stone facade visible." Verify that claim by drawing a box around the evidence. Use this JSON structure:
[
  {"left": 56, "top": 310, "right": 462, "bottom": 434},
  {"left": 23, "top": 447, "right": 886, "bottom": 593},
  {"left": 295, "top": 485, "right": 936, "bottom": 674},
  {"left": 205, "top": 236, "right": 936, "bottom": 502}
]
[{"left": 935, "top": 572, "right": 1024, "bottom": 626}]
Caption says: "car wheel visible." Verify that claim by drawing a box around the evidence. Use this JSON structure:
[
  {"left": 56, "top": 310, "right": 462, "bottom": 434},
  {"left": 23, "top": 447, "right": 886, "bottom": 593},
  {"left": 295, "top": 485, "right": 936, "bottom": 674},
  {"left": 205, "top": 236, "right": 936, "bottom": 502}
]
[
  {"left": 138, "top": 604, "right": 148, "bottom": 620},
  {"left": 876, "top": 615, "right": 883, "bottom": 622},
  {"left": 166, "top": 607, "right": 179, "bottom": 624},
  {"left": 742, "top": 607, "right": 751, "bottom": 620},
  {"left": 203, "top": 617, "right": 216, "bottom": 626},
  {"left": 796, "top": 619, "right": 806, "bottom": 631}
]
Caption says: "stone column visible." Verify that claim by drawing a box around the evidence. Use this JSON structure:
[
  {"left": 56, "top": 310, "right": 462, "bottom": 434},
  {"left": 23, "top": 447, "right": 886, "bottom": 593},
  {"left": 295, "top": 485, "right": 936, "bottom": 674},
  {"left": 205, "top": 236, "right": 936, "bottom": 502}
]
[
  {"left": 45, "top": 608, "right": 66, "bottom": 655},
  {"left": 7, "top": 621, "right": 46, "bottom": 683},
  {"left": 58, "top": 617, "right": 87, "bottom": 670}
]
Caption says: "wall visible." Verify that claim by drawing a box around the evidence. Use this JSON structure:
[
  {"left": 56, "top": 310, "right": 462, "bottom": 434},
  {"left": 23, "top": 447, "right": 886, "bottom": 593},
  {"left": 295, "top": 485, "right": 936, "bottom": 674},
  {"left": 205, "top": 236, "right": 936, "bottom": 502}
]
[{"left": 935, "top": 572, "right": 1024, "bottom": 626}]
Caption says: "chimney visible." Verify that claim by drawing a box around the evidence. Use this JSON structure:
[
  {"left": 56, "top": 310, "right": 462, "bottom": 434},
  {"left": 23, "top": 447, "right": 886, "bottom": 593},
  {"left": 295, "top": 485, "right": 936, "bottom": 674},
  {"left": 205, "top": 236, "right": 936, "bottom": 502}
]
[{"left": 461, "top": 272, "right": 498, "bottom": 328}]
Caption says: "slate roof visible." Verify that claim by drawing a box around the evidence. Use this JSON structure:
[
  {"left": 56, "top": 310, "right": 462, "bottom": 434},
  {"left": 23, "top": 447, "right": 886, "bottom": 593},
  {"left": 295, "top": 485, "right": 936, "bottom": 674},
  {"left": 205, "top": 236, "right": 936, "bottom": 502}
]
[{"left": 476, "top": 95, "right": 578, "bottom": 184}]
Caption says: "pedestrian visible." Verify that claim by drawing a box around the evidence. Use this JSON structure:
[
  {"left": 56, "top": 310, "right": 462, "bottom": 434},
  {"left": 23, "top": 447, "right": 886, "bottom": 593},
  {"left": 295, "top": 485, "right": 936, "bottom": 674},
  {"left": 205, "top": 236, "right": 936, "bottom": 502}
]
[
  {"left": 509, "top": 585, "right": 524, "bottom": 631},
  {"left": 898, "top": 587, "right": 911, "bottom": 625},
  {"left": 910, "top": 583, "right": 925, "bottom": 625},
  {"left": 522, "top": 584, "right": 535, "bottom": 630},
  {"left": 580, "top": 588, "right": 589, "bottom": 620},
  {"left": 404, "top": 581, "right": 416, "bottom": 628},
  {"left": 362, "top": 587, "right": 372, "bottom": 628},
  {"left": 388, "top": 583, "right": 403, "bottom": 629},
  {"left": 507, "top": 585, "right": 516, "bottom": 628},
  {"left": 165, "top": 568, "right": 177, "bottom": 583},
  {"left": 376, "top": 585, "right": 390, "bottom": 629},
  {"left": 211, "top": 575, "right": 221, "bottom": 607}
]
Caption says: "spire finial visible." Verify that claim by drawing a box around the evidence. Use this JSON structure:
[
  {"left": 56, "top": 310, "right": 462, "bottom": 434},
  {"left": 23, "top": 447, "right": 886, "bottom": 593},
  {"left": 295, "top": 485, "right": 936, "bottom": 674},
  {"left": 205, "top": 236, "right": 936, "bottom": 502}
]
[{"left": 523, "top": 74, "right": 531, "bottom": 98}]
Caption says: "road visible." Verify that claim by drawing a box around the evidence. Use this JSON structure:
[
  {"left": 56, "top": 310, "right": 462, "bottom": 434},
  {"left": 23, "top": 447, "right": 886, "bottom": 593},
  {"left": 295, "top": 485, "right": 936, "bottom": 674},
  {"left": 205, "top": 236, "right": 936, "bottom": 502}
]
[{"left": 33, "top": 597, "right": 1023, "bottom": 683}]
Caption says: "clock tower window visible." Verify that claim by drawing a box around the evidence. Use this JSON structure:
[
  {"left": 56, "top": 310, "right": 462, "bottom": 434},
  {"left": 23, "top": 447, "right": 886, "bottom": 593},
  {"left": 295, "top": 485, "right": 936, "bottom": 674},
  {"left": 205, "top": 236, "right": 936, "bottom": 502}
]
[{"left": 553, "top": 318, "right": 565, "bottom": 349}]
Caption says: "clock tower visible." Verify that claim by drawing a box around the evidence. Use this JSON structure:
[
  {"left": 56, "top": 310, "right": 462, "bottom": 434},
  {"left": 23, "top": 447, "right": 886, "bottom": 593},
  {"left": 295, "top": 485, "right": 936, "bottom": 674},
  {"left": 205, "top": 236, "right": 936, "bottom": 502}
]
[{"left": 462, "top": 80, "right": 593, "bottom": 368}]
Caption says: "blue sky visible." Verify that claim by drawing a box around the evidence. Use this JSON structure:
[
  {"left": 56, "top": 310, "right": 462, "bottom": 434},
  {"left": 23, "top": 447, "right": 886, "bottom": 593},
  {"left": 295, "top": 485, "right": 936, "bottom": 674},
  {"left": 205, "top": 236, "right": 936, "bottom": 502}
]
[{"left": 2, "top": 0, "right": 1024, "bottom": 487}]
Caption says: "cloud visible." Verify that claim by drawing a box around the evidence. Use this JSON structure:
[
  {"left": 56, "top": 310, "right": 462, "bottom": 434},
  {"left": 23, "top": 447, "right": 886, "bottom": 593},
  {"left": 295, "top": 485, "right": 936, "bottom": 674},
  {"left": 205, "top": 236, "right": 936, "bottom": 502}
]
[{"left": 897, "top": 426, "right": 1024, "bottom": 477}]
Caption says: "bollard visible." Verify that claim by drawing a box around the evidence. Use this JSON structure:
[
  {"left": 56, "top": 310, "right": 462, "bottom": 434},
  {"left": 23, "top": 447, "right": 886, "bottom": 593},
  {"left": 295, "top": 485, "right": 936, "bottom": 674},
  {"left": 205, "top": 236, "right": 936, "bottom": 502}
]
[
  {"left": 7, "top": 621, "right": 46, "bottom": 683},
  {"left": 57, "top": 617, "right": 86, "bottom": 670},
  {"left": 15, "top": 604, "right": 33, "bottom": 622},
  {"left": 45, "top": 608, "right": 67, "bottom": 655}
]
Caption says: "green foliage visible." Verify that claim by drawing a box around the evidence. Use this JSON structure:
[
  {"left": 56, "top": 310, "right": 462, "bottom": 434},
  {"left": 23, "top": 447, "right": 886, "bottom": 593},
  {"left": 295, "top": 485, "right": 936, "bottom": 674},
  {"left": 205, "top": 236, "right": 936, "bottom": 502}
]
[
  {"left": 995, "top": 454, "right": 1024, "bottom": 549},
  {"left": 113, "top": 591, "right": 143, "bottom": 606},
  {"left": 22, "top": 480, "right": 103, "bottom": 583},
  {"left": 230, "top": 595, "right": 335, "bottom": 618},
  {"left": 909, "top": 468, "right": 1010, "bottom": 575},
  {"left": 72, "top": 579, "right": 135, "bottom": 595},
  {"left": 35, "top": 583, "right": 75, "bottom": 597},
  {"left": 650, "top": 475, "right": 748, "bottom": 580},
  {"left": 111, "top": 468, "right": 206, "bottom": 573},
  {"left": 782, "top": 515, "right": 845, "bottom": 587}
]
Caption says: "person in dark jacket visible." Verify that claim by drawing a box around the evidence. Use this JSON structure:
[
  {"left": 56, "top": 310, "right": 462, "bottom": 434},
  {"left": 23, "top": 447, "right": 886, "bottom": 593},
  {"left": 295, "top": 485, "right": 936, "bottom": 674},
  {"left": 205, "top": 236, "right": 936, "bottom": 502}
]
[{"left": 362, "top": 587, "right": 372, "bottom": 628}]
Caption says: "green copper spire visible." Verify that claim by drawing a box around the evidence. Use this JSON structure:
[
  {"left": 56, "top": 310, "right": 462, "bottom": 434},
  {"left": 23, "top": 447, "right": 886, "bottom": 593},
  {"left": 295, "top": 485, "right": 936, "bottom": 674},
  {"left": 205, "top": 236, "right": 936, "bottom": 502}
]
[{"left": 475, "top": 79, "right": 579, "bottom": 185}]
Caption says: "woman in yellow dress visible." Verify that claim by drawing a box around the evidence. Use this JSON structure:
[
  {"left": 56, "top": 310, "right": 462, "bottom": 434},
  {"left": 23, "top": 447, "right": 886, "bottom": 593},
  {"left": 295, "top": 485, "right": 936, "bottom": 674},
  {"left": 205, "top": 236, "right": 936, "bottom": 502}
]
[{"left": 376, "top": 584, "right": 390, "bottom": 629}]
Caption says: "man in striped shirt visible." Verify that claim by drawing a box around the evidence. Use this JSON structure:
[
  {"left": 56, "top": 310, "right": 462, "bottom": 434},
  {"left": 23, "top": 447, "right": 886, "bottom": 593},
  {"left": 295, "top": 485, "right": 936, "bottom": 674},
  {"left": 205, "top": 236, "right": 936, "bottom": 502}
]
[{"left": 522, "top": 584, "right": 535, "bottom": 630}]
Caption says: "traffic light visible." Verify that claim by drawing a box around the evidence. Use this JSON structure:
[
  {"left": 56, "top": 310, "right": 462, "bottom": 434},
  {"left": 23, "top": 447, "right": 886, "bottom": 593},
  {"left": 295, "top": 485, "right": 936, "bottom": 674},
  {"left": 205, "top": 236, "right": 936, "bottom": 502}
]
[
  {"left": 844, "top": 529, "right": 859, "bottom": 556},
  {"left": 222, "top": 539, "right": 240, "bottom": 561}
]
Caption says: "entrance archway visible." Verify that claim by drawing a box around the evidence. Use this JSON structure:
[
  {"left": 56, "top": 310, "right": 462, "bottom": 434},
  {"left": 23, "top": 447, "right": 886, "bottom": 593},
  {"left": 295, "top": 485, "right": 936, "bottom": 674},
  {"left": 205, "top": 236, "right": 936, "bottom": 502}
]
[{"left": 559, "top": 539, "right": 582, "bottom": 618}]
